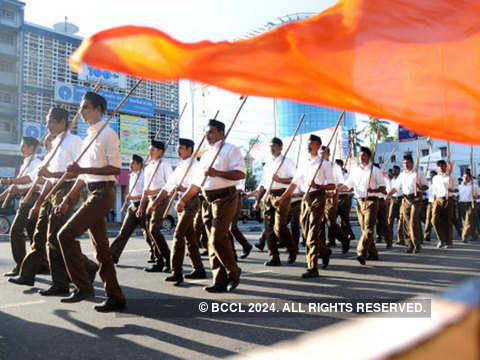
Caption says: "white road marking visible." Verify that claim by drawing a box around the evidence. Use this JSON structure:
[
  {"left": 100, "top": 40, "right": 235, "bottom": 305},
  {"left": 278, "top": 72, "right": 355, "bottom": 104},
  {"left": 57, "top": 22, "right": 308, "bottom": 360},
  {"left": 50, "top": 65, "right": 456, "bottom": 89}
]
[{"left": 0, "top": 300, "right": 46, "bottom": 309}]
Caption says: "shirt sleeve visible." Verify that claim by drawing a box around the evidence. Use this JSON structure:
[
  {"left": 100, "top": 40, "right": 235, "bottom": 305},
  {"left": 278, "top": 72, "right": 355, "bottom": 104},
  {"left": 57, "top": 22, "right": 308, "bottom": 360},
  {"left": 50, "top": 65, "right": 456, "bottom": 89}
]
[
  {"left": 322, "top": 161, "right": 335, "bottom": 184},
  {"left": 374, "top": 167, "right": 385, "bottom": 187},
  {"left": 284, "top": 158, "right": 297, "bottom": 178},
  {"left": 228, "top": 145, "right": 246, "bottom": 174},
  {"left": 292, "top": 167, "right": 305, "bottom": 187},
  {"left": 163, "top": 166, "right": 178, "bottom": 193}
]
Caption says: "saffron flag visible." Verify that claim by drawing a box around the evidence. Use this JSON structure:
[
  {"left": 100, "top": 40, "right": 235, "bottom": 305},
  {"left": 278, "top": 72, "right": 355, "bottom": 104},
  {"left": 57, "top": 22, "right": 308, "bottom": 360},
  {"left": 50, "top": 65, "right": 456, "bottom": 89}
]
[{"left": 70, "top": 0, "right": 480, "bottom": 144}]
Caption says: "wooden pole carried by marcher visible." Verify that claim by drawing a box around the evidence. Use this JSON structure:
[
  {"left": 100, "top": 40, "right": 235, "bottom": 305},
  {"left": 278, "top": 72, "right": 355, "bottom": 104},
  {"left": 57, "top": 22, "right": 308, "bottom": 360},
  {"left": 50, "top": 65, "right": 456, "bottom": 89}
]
[{"left": 364, "top": 122, "right": 381, "bottom": 204}]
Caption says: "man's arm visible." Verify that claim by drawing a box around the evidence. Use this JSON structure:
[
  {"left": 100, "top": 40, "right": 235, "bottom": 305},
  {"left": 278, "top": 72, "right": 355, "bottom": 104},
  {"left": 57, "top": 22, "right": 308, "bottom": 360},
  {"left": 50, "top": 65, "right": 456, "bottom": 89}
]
[
  {"left": 54, "top": 178, "right": 85, "bottom": 216},
  {"left": 28, "top": 180, "right": 54, "bottom": 220},
  {"left": 254, "top": 186, "right": 266, "bottom": 211},
  {"left": 205, "top": 168, "right": 245, "bottom": 181},
  {"left": 176, "top": 185, "right": 201, "bottom": 212},
  {"left": 67, "top": 163, "right": 120, "bottom": 176},
  {"left": 274, "top": 183, "right": 298, "bottom": 207}
]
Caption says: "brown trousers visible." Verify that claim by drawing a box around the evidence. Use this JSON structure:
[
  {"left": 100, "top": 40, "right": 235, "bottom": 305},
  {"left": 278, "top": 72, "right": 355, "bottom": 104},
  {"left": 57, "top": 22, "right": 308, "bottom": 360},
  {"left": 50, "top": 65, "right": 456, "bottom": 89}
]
[
  {"left": 424, "top": 202, "right": 434, "bottom": 240},
  {"left": 202, "top": 187, "right": 241, "bottom": 286},
  {"left": 145, "top": 197, "right": 171, "bottom": 264},
  {"left": 229, "top": 192, "right": 251, "bottom": 250},
  {"left": 264, "top": 192, "right": 297, "bottom": 259},
  {"left": 301, "top": 191, "right": 329, "bottom": 270},
  {"left": 194, "top": 197, "right": 208, "bottom": 250},
  {"left": 386, "top": 197, "right": 405, "bottom": 245},
  {"left": 338, "top": 195, "right": 354, "bottom": 240},
  {"left": 20, "top": 183, "right": 77, "bottom": 288},
  {"left": 171, "top": 195, "right": 204, "bottom": 275},
  {"left": 9, "top": 193, "right": 42, "bottom": 267},
  {"left": 460, "top": 202, "right": 478, "bottom": 241},
  {"left": 400, "top": 196, "right": 423, "bottom": 247},
  {"left": 356, "top": 198, "right": 378, "bottom": 257},
  {"left": 110, "top": 202, "right": 149, "bottom": 260},
  {"left": 376, "top": 198, "right": 388, "bottom": 240},
  {"left": 289, "top": 200, "right": 302, "bottom": 246},
  {"left": 432, "top": 198, "right": 453, "bottom": 246},
  {"left": 58, "top": 184, "right": 124, "bottom": 299},
  {"left": 321, "top": 193, "right": 348, "bottom": 245}
]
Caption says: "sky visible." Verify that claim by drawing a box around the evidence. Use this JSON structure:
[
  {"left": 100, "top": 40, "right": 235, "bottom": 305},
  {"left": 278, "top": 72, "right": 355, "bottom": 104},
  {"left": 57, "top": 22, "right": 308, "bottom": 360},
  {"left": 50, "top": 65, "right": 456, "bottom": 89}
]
[{"left": 22, "top": 0, "right": 393, "bottom": 149}]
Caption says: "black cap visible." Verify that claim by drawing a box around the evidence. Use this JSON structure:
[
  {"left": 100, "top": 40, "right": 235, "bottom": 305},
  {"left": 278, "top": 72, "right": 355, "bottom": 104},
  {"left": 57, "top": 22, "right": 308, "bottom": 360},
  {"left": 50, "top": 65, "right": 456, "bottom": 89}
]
[
  {"left": 208, "top": 119, "right": 225, "bottom": 133},
  {"left": 360, "top": 146, "right": 372, "bottom": 157},
  {"left": 271, "top": 137, "right": 283, "bottom": 147},
  {"left": 309, "top": 134, "right": 322, "bottom": 144},
  {"left": 132, "top": 154, "right": 143, "bottom": 164},
  {"left": 179, "top": 138, "right": 194, "bottom": 150},
  {"left": 151, "top": 138, "right": 165, "bottom": 150},
  {"left": 22, "top": 136, "right": 39, "bottom": 148}
]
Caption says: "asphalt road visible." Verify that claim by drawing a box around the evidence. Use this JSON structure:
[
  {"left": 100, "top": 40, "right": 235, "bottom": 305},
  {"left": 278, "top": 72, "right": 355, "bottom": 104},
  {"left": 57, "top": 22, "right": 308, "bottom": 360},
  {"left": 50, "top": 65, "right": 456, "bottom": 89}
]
[{"left": 0, "top": 223, "right": 478, "bottom": 360}]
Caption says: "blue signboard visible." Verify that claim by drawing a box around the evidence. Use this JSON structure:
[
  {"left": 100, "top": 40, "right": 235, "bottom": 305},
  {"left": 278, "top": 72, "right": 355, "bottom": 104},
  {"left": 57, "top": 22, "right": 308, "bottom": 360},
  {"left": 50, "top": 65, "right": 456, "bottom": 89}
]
[
  {"left": 54, "top": 82, "right": 154, "bottom": 117},
  {"left": 399, "top": 125, "right": 419, "bottom": 142},
  {"left": 76, "top": 115, "right": 119, "bottom": 140}
]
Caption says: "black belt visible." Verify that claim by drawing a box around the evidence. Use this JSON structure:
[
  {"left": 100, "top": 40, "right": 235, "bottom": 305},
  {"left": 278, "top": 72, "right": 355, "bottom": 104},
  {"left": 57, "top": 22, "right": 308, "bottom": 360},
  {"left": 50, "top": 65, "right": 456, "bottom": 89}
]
[
  {"left": 270, "top": 189, "right": 286, "bottom": 197},
  {"left": 403, "top": 194, "right": 421, "bottom": 200},
  {"left": 338, "top": 194, "right": 352, "bottom": 199},
  {"left": 203, "top": 186, "right": 236, "bottom": 202},
  {"left": 87, "top": 181, "right": 115, "bottom": 192},
  {"left": 358, "top": 196, "right": 378, "bottom": 202},
  {"left": 132, "top": 201, "right": 141, "bottom": 207},
  {"left": 307, "top": 189, "right": 326, "bottom": 198}
]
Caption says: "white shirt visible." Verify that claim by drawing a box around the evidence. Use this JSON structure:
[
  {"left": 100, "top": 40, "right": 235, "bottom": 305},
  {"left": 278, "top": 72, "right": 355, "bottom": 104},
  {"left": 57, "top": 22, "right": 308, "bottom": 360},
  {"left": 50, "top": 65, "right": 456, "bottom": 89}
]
[
  {"left": 291, "top": 183, "right": 304, "bottom": 203},
  {"left": 193, "top": 140, "right": 246, "bottom": 191},
  {"left": 458, "top": 182, "right": 479, "bottom": 203},
  {"left": 144, "top": 158, "right": 173, "bottom": 197},
  {"left": 426, "top": 182, "right": 434, "bottom": 203},
  {"left": 78, "top": 121, "right": 121, "bottom": 183},
  {"left": 292, "top": 155, "right": 334, "bottom": 193},
  {"left": 163, "top": 157, "right": 197, "bottom": 194},
  {"left": 432, "top": 174, "right": 459, "bottom": 198},
  {"left": 48, "top": 131, "right": 83, "bottom": 183},
  {"left": 392, "top": 169, "right": 427, "bottom": 196},
  {"left": 236, "top": 178, "right": 245, "bottom": 192},
  {"left": 16, "top": 155, "right": 42, "bottom": 190},
  {"left": 260, "top": 155, "right": 296, "bottom": 190},
  {"left": 344, "top": 164, "right": 386, "bottom": 199},
  {"left": 129, "top": 170, "right": 144, "bottom": 199}
]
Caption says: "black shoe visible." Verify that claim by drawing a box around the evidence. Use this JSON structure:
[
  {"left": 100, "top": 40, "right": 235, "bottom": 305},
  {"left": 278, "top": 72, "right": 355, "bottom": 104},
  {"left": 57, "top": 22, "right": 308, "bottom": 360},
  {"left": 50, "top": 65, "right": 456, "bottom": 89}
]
[
  {"left": 341, "top": 239, "right": 350, "bottom": 254},
  {"left": 302, "top": 268, "right": 319, "bottom": 278},
  {"left": 184, "top": 269, "right": 207, "bottom": 279},
  {"left": 94, "top": 297, "right": 126, "bottom": 312},
  {"left": 4, "top": 266, "right": 19, "bottom": 277},
  {"left": 239, "top": 244, "right": 252, "bottom": 259},
  {"left": 204, "top": 284, "right": 227, "bottom": 293},
  {"left": 88, "top": 264, "right": 99, "bottom": 283},
  {"left": 356, "top": 255, "right": 366, "bottom": 265},
  {"left": 366, "top": 253, "right": 379, "bottom": 261},
  {"left": 112, "top": 256, "right": 119, "bottom": 264},
  {"left": 37, "top": 265, "right": 50, "bottom": 275},
  {"left": 39, "top": 285, "right": 70, "bottom": 296},
  {"left": 61, "top": 289, "right": 94, "bottom": 303},
  {"left": 227, "top": 274, "right": 241, "bottom": 292},
  {"left": 321, "top": 248, "right": 332, "bottom": 269},
  {"left": 265, "top": 258, "right": 281, "bottom": 266},
  {"left": 165, "top": 273, "right": 183, "bottom": 285},
  {"left": 424, "top": 237, "right": 431, "bottom": 242},
  {"left": 287, "top": 251, "right": 297, "bottom": 264},
  {"left": 376, "top": 237, "right": 383, "bottom": 243},
  {"left": 413, "top": 245, "right": 421, "bottom": 253},
  {"left": 254, "top": 242, "right": 265, "bottom": 251},
  {"left": 8, "top": 276, "right": 34, "bottom": 286},
  {"left": 386, "top": 243, "right": 393, "bottom": 249},
  {"left": 200, "top": 250, "right": 209, "bottom": 256},
  {"left": 144, "top": 264, "right": 164, "bottom": 272},
  {"left": 405, "top": 246, "right": 414, "bottom": 253},
  {"left": 163, "top": 263, "right": 171, "bottom": 273}
]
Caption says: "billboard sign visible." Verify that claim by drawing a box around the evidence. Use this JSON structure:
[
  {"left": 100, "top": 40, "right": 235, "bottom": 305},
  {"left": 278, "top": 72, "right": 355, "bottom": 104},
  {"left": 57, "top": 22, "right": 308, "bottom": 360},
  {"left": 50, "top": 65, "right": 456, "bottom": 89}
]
[
  {"left": 78, "top": 65, "right": 127, "bottom": 89},
  {"left": 119, "top": 114, "right": 149, "bottom": 155}
]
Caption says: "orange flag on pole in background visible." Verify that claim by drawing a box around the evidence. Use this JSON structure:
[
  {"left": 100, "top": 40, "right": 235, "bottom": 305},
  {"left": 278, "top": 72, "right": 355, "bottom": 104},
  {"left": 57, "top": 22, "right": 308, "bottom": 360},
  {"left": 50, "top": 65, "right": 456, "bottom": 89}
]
[{"left": 70, "top": 0, "right": 480, "bottom": 144}]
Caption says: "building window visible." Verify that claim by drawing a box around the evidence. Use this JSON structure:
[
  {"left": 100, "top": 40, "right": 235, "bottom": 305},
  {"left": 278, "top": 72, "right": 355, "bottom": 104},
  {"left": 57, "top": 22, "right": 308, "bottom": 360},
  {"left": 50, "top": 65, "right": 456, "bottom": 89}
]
[
  {"left": 0, "top": 31, "right": 15, "bottom": 45},
  {"left": 0, "top": 57, "right": 15, "bottom": 72},
  {"left": 0, "top": 9, "right": 16, "bottom": 23},
  {"left": 421, "top": 149, "right": 429, "bottom": 156},
  {"left": 0, "top": 90, "right": 13, "bottom": 104},
  {"left": 439, "top": 146, "right": 447, "bottom": 157}
]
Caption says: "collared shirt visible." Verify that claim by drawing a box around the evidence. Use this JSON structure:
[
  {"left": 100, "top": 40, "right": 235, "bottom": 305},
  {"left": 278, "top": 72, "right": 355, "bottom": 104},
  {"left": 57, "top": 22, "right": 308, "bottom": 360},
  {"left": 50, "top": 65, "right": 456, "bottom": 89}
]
[
  {"left": 260, "top": 155, "right": 296, "bottom": 190},
  {"left": 129, "top": 170, "right": 144, "bottom": 199},
  {"left": 193, "top": 140, "right": 246, "bottom": 191},
  {"left": 344, "top": 164, "right": 386, "bottom": 199},
  {"left": 144, "top": 158, "right": 173, "bottom": 197},
  {"left": 432, "top": 173, "right": 459, "bottom": 198},
  {"left": 16, "top": 155, "right": 42, "bottom": 190},
  {"left": 392, "top": 169, "right": 428, "bottom": 196},
  {"left": 163, "top": 156, "right": 196, "bottom": 194},
  {"left": 78, "top": 121, "right": 121, "bottom": 183},
  {"left": 292, "top": 155, "right": 334, "bottom": 193},
  {"left": 458, "top": 182, "right": 479, "bottom": 203},
  {"left": 48, "top": 131, "right": 83, "bottom": 183}
]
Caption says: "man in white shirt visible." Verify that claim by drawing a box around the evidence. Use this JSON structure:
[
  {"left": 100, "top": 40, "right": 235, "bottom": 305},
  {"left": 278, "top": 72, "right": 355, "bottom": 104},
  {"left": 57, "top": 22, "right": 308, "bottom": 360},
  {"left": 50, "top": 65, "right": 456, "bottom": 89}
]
[
  {"left": 147, "top": 138, "right": 206, "bottom": 285},
  {"left": 136, "top": 139, "right": 173, "bottom": 273},
  {"left": 275, "top": 134, "right": 335, "bottom": 278},
  {"left": 254, "top": 137, "right": 297, "bottom": 266},
  {"left": 0, "top": 136, "right": 42, "bottom": 277},
  {"left": 55, "top": 92, "right": 125, "bottom": 312},
  {"left": 458, "top": 170, "right": 479, "bottom": 242},
  {"left": 110, "top": 154, "right": 152, "bottom": 264},
  {"left": 386, "top": 165, "right": 406, "bottom": 247},
  {"left": 386, "top": 155, "right": 428, "bottom": 253},
  {"left": 431, "top": 160, "right": 459, "bottom": 249},
  {"left": 177, "top": 119, "right": 245, "bottom": 293},
  {"left": 339, "top": 147, "right": 386, "bottom": 265},
  {"left": 423, "top": 170, "right": 436, "bottom": 242}
]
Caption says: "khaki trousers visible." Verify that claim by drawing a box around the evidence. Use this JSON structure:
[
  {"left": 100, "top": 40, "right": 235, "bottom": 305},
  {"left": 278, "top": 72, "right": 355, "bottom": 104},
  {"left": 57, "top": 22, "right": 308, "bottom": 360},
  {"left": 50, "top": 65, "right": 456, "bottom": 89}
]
[
  {"left": 301, "top": 191, "right": 329, "bottom": 270},
  {"left": 194, "top": 197, "right": 208, "bottom": 250},
  {"left": 401, "top": 196, "right": 423, "bottom": 247},
  {"left": 432, "top": 198, "right": 453, "bottom": 246},
  {"left": 289, "top": 200, "right": 302, "bottom": 246},
  {"left": 229, "top": 193, "right": 251, "bottom": 249},
  {"left": 322, "top": 193, "right": 348, "bottom": 245},
  {"left": 376, "top": 198, "right": 388, "bottom": 240},
  {"left": 424, "top": 202, "right": 434, "bottom": 240},
  {"left": 338, "top": 195, "right": 354, "bottom": 240},
  {"left": 171, "top": 195, "right": 204, "bottom": 275},
  {"left": 146, "top": 197, "right": 171, "bottom": 264},
  {"left": 264, "top": 192, "right": 297, "bottom": 259},
  {"left": 460, "top": 202, "right": 478, "bottom": 241},
  {"left": 202, "top": 187, "right": 241, "bottom": 286},
  {"left": 9, "top": 193, "right": 41, "bottom": 267},
  {"left": 58, "top": 184, "right": 124, "bottom": 299},
  {"left": 356, "top": 198, "right": 378, "bottom": 257},
  {"left": 387, "top": 197, "right": 405, "bottom": 245}
]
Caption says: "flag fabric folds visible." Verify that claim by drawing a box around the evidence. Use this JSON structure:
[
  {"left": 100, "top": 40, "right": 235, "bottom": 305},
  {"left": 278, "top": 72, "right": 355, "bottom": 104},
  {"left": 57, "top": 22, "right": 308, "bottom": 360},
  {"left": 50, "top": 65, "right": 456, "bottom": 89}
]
[{"left": 70, "top": 0, "right": 480, "bottom": 144}]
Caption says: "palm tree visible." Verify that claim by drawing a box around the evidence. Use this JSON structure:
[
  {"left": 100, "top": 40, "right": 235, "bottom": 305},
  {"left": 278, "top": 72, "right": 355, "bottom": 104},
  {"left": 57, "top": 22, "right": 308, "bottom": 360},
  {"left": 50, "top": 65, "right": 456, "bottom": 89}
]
[{"left": 356, "top": 116, "right": 395, "bottom": 150}]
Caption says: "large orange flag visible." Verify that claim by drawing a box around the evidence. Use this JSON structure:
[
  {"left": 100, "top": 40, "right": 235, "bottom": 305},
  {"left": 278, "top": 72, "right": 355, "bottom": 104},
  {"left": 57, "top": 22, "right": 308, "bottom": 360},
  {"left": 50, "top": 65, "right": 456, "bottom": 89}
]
[{"left": 70, "top": 0, "right": 480, "bottom": 144}]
